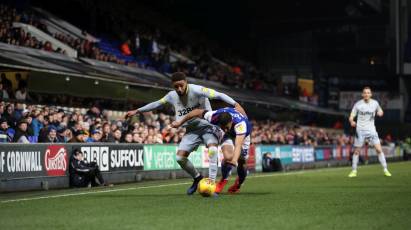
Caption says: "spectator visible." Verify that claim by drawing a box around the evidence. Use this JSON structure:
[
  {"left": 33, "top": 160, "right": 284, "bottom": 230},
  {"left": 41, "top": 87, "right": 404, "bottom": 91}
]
[
  {"left": 123, "top": 132, "right": 133, "bottom": 143},
  {"left": 101, "top": 122, "right": 114, "bottom": 142},
  {"left": 73, "top": 130, "right": 88, "bottom": 143},
  {"left": 132, "top": 132, "right": 143, "bottom": 143},
  {"left": 13, "top": 119, "right": 30, "bottom": 143},
  {"left": 69, "top": 148, "right": 110, "bottom": 187},
  {"left": 112, "top": 128, "right": 122, "bottom": 143},
  {"left": 58, "top": 127, "right": 73, "bottom": 143},
  {"left": 3, "top": 103, "right": 17, "bottom": 127},
  {"left": 0, "top": 73, "right": 13, "bottom": 97},
  {"left": 41, "top": 125, "right": 60, "bottom": 143},
  {"left": 15, "top": 84, "right": 28, "bottom": 101},
  {"left": 0, "top": 82, "right": 9, "bottom": 100},
  {"left": 86, "top": 129, "right": 102, "bottom": 142},
  {"left": 120, "top": 39, "right": 132, "bottom": 56},
  {"left": 43, "top": 41, "right": 53, "bottom": 52},
  {"left": 262, "top": 152, "right": 274, "bottom": 172},
  {"left": 0, "top": 117, "right": 13, "bottom": 142}
]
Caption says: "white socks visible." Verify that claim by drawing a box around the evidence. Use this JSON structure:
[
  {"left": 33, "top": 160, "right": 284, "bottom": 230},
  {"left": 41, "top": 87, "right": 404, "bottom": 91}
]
[
  {"left": 352, "top": 154, "right": 359, "bottom": 171},
  {"left": 208, "top": 146, "right": 218, "bottom": 182},
  {"left": 352, "top": 152, "right": 388, "bottom": 172},
  {"left": 378, "top": 152, "right": 388, "bottom": 171}
]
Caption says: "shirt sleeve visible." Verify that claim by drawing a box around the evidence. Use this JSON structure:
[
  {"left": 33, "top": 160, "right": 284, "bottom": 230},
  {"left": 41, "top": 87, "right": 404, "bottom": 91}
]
[
  {"left": 350, "top": 102, "right": 358, "bottom": 118},
  {"left": 137, "top": 92, "right": 173, "bottom": 112},
  {"left": 234, "top": 121, "right": 247, "bottom": 135},
  {"left": 203, "top": 111, "right": 215, "bottom": 122},
  {"left": 194, "top": 86, "right": 237, "bottom": 106},
  {"left": 199, "top": 97, "right": 212, "bottom": 111}
]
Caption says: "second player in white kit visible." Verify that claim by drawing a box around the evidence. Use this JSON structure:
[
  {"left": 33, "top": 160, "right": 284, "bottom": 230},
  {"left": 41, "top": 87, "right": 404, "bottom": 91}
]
[{"left": 348, "top": 87, "right": 392, "bottom": 177}]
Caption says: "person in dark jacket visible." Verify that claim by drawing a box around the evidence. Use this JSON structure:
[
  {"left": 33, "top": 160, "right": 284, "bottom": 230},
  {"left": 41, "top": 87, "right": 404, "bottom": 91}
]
[
  {"left": 13, "top": 119, "right": 30, "bottom": 143},
  {"left": 69, "top": 148, "right": 110, "bottom": 187},
  {"left": 0, "top": 117, "right": 14, "bottom": 142},
  {"left": 40, "top": 125, "right": 61, "bottom": 143}
]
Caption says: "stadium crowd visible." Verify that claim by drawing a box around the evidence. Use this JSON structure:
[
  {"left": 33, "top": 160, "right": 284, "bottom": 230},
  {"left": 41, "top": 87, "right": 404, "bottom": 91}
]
[
  {"left": 0, "top": 100, "right": 360, "bottom": 146},
  {"left": 0, "top": 3, "right": 306, "bottom": 100},
  {"left": 0, "top": 4, "right": 132, "bottom": 65},
  {"left": 251, "top": 120, "right": 351, "bottom": 146}
]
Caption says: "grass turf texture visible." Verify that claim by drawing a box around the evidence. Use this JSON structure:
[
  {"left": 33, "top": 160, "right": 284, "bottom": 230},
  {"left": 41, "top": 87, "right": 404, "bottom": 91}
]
[{"left": 1, "top": 162, "right": 410, "bottom": 230}]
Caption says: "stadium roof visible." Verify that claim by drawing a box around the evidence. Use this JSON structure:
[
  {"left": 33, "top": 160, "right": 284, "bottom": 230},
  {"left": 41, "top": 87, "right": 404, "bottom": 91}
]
[{"left": 0, "top": 43, "right": 344, "bottom": 116}]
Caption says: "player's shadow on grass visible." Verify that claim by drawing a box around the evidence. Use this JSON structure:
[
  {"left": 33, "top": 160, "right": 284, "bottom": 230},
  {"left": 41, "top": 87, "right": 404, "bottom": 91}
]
[{"left": 93, "top": 192, "right": 271, "bottom": 199}]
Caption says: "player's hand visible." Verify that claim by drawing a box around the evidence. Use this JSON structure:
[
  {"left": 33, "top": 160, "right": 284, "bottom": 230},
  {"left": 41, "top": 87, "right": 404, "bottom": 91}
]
[
  {"left": 171, "top": 121, "right": 182, "bottom": 128},
  {"left": 350, "top": 121, "right": 356, "bottom": 127},
  {"left": 377, "top": 111, "right": 383, "bottom": 117},
  {"left": 125, "top": 109, "right": 138, "bottom": 119}
]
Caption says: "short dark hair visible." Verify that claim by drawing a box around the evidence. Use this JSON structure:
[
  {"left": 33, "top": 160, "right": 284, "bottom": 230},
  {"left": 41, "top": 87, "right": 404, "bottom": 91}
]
[
  {"left": 216, "top": 112, "right": 232, "bottom": 127},
  {"left": 171, "top": 72, "right": 186, "bottom": 82},
  {"left": 72, "top": 148, "right": 82, "bottom": 156},
  {"left": 363, "top": 86, "right": 372, "bottom": 91}
]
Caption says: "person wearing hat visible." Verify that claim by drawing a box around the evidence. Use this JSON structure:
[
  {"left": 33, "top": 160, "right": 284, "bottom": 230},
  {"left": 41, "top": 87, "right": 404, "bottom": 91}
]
[
  {"left": 0, "top": 117, "right": 14, "bottom": 142},
  {"left": 57, "top": 127, "right": 73, "bottom": 143},
  {"left": 13, "top": 119, "right": 30, "bottom": 143},
  {"left": 40, "top": 125, "right": 61, "bottom": 143},
  {"left": 69, "top": 148, "right": 111, "bottom": 188},
  {"left": 85, "top": 129, "right": 102, "bottom": 142}
]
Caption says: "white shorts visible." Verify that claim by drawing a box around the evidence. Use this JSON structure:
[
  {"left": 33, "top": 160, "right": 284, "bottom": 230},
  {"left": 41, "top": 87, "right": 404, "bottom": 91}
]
[
  {"left": 178, "top": 125, "right": 222, "bottom": 153},
  {"left": 354, "top": 130, "right": 380, "bottom": 147},
  {"left": 221, "top": 135, "right": 251, "bottom": 159}
]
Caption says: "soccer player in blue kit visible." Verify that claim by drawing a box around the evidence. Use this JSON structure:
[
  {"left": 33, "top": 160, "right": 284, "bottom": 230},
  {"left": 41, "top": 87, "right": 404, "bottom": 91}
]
[
  {"left": 172, "top": 107, "right": 252, "bottom": 194},
  {"left": 126, "top": 72, "right": 246, "bottom": 195}
]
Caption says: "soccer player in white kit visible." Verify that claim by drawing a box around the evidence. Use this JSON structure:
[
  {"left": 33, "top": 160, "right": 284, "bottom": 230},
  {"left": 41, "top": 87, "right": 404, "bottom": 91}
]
[
  {"left": 348, "top": 87, "right": 392, "bottom": 177},
  {"left": 126, "top": 72, "right": 246, "bottom": 194}
]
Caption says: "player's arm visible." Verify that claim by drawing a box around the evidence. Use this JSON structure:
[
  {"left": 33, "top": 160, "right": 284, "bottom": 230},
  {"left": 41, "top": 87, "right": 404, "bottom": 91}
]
[
  {"left": 228, "top": 121, "right": 247, "bottom": 165},
  {"left": 197, "top": 86, "right": 247, "bottom": 117},
  {"left": 125, "top": 93, "right": 171, "bottom": 118},
  {"left": 229, "top": 134, "right": 246, "bottom": 165},
  {"left": 171, "top": 108, "right": 206, "bottom": 128},
  {"left": 349, "top": 103, "right": 358, "bottom": 127},
  {"left": 376, "top": 103, "right": 384, "bottom": 117}
]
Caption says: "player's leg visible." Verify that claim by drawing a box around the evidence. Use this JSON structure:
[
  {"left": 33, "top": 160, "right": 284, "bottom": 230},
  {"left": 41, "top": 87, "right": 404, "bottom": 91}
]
[
  {"left": 372, "top": 133, "right": 391, "bottom": 176},
  {"left": 202, "top": 132, "right": 219, "bottom": 182},
  {"left": 177, "top": 132, "right": 203, "bottom": 194},
  {"left": 349, "top": 131, "right": 364, "bottom": 177},
  {"left": 215, "top": 138, "right": 235, "bottom": 193},
  {"left": 228, "top": 156, "right": 247, "bottom": 194},
  {"left": 228, "top": 136, "right": 250, "bottom": 194},
  {"left": 237, "top": 136, "right": 250, "bottom": 186}
]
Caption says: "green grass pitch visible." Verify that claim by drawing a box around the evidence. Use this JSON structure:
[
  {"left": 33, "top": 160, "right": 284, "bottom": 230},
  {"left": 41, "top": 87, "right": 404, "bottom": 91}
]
[{"left": 1, "top": 162, "right": 410, "bottom": 230}]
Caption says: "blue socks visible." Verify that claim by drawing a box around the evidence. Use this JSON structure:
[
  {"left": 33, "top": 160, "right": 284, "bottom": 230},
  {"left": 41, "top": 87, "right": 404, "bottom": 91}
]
[
  {"left": 221, "top": 161, "right": 233, "bottom": 180},
  {"left": 237, "top": 164, "right": 247, "bottom": 185}
]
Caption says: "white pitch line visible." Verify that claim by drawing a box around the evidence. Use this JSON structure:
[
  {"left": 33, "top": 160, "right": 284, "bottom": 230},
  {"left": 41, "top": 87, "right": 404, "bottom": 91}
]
[
  {"left": 1, "top": 182, "right": 190, "bottom": 204},
  {"left": 1, "top": 167, "right": 348, "bottom": 204}
]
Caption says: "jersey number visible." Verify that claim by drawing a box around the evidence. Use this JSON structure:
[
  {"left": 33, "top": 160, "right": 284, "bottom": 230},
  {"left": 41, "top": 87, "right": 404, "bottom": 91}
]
[{"left": 178, "top": 107, "right": 194, "bottom": 116}]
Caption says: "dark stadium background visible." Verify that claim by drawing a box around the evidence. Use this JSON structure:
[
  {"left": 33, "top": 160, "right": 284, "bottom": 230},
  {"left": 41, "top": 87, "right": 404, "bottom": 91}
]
[{"left": 0, "top": 1, "right": 411, "bottom": 229}]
